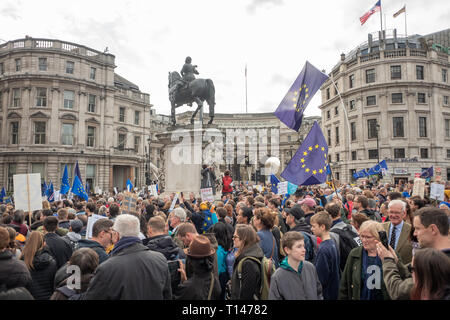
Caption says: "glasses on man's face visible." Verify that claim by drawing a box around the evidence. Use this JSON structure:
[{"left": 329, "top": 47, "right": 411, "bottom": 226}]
[{"left": 232, "top": 235, "right": 239, "bottom": 240}]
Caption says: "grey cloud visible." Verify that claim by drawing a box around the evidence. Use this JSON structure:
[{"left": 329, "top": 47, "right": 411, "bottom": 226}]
[
  {"left": 0, "top": 2, "right": 21, "bottom": 20},
  {"left": 270, "top": 73, "right": 292, "bottom": 87},
  {"left": 246, "top": 0, "right": 284, "bottom": 14}
]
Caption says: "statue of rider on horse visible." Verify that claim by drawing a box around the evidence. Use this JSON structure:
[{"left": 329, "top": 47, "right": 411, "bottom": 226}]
[{"left": 168, "top": 57, "right": 215, "bottom": 126}]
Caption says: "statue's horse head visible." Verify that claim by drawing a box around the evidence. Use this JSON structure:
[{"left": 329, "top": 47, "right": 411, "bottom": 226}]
[{"left": 168, "top": 71, "right": 182, "bottom": 88}]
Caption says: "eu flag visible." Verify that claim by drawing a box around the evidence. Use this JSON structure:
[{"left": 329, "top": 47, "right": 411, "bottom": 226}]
[
  {"left": 0, "top": 187, "right": 5, "bottom": 203},
  {"left": 61, "top": 165, "right": 71, "bottom": 195},
  {"left": 420, "top": 166, "right": 433, "bottom": 179},
  {"left": 274, "top": 61, "right": 329, "bottom": 132},
  {"left": 47, "top": 181, "right": 55, "bottom": 202},
  {"left": 127, "top": 179, "right": 134, "bottom": 192},
  {"left": 281, "top": 122, "right": 328, "bottom": 186},
  {"left": 368, "top": 160, "right": 388, "bottom": 175},
  {"left": 71, "top": 175, "right": 88, "bottom": 201},
  {"left": 270, "top": 174, "right": 280, "bottom": 194},
  {"left": 86, "top": 181, "right": 90, "bottom": 196},
  {"left": 74, "top": 161, "right": 82, "bottom": 183},
  {"left": 353, "top": 169, "right": 369, "bottom": 180},
  {"left": 42, "top": 181, "right": 48, "bottom": 197}
]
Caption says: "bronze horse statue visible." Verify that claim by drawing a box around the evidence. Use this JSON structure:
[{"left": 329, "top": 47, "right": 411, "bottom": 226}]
[{"left": 168, "top": 71, "right": 215, "bottom": 125}]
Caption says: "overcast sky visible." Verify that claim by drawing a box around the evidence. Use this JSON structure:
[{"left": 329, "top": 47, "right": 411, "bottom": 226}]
[{"left": 1, "top": 0, "right": 449, "bottom": 117}]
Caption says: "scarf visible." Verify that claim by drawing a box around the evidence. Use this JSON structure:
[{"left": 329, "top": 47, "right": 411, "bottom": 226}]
[{"left": 111, "top": 236, "right": 141, "bottom": 255}]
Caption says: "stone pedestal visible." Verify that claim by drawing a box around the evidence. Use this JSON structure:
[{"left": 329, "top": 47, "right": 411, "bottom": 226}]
[{"left": 156, "top": 122, "right": 220, "bottom": 196}]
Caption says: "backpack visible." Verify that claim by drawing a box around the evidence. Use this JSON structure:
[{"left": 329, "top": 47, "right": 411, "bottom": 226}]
[
  {"left": 201, "top": 210, "right": 217, "bottom": 234},
  {"left": 237, "top": 255, "right": 275, "bottom": 300},
  {"left": 330, "top": 224, "right": 362, "bottom": 272},
  {"left": 301, "top": 231, "right": 318, "bottom": 263}
]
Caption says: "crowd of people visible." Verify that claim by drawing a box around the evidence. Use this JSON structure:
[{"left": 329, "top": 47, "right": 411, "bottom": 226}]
[{"left": 0, "top": 174, "right": 449, "bottom": 300}]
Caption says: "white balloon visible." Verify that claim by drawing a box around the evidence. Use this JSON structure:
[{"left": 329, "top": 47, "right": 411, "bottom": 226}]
[{"left": 265, "top": 157, "right": 280, "bottom": 175}]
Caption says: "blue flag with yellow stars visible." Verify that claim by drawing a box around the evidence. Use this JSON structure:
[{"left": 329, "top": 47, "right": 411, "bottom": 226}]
[
  {"left": 281, "top": 121, "right": 328, "bottom": 186},
  {"left": 420, "top": 166, "right": 433, "bottom": 179},
  {"left": 270, "top": 174, "right": 280, "bottom": 194},
  {"left": 60, "top": 164, "right": 71, "bottom": 195},
  {"left": 71, "top": 175, "right": 88, "bottom": 201},
  {"left": 274, "top": 61, "right": 329, "bottom": 132},
  {"left": 368, "top": 160, "right": 388, "bottom": 175}
]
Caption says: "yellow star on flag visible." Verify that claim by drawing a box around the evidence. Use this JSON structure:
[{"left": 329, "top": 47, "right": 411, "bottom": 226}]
[
  {"left": 301, "top": 158, "right": 305, "bottom": 163},
  {"left": 315, "top": 145, "right": 319, "bottom": 149},
  {"left": 313, "top": 170, "right": 317, "bottom": 175},
  {"left": 305, "top": 168, "right": 310, "bottom": 173},
  {"left": 303, "top": 151, "right": 308, "bottom": 156},
  {"left": 308, "top": 146, "right": 313, "bottom": 151}
]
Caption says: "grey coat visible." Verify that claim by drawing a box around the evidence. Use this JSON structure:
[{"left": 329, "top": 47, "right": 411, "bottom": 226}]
[{"left": 268, "top": 260, "right": 323, "bottom": 300}]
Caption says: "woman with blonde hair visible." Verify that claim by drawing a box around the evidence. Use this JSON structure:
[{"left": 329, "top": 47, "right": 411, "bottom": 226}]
[
  {"left": 230, "top": 224, "right": 264, "bottom": 300},
  {"left": 20, "top": 231, "right": 57, "bottom": 300},
  {"left": 339, "top": 220, "right": 390, "bottom": 300}
]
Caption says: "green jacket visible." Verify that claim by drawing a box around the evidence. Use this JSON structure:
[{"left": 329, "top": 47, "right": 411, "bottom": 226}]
[
  {"left": 381, "top": 258, "right": 413, "bottom": 300},
  {"left": 338, "top": 246, "right": 390, "bottom": 300}
]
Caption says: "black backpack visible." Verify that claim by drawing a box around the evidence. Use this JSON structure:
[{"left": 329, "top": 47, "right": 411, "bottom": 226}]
[
  {"left": 330, "top": 224, "right": 362, "bottom": 272},
  {"left": 301, "top": 231, "right": 318, "bottom": 263}
]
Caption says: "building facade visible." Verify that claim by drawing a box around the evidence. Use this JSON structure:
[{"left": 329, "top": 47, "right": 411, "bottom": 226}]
[
  {"left": 319, "top": 29, "right": 450, "bottom": 183},
  {"left": 0, "top": 37, "right": 152, "bottom": 193}
]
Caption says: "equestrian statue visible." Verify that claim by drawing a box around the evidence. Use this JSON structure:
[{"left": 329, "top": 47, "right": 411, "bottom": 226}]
[{"left": 168, "top": 56, "right": 215, "bottom": 125}]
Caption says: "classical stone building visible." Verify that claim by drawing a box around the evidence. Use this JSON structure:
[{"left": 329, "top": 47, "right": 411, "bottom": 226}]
[
  {"left": 319, "top": 28, "right": 450, "bottom": 183},
  {"left": 0, "top": 37, "right": 152, "bottom": 193}
]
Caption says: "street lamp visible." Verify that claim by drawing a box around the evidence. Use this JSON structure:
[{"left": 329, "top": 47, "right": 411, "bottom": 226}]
[{"left": 376, "top": 123, "right": 380, "bottom": 164}]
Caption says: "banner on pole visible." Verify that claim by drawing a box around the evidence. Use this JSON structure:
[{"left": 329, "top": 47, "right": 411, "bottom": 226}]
[{"left": 13, "top": 174, "right": 43, "bottom": 212}]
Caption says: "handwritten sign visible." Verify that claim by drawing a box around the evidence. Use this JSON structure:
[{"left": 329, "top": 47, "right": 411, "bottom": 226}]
[
  {"left": 201, "top": 188, "right": 214, "bottom": 203},
  {"left": 149, "top": 185, "right": 158, "bottom": 197},
  {"left": 277, "top": 182, "right": 288, "bottom": 195},
  {"left": 169, "top": 192, "right": 180, "bottom": 211},
  {"left": 121, "top": 192, "right": 138, "bottom": 215},
  {"left": 412, "top": 178, "right": 425, "bottom": 198},
  {"left": 430, "top": 183, "right": 445, "bottom": 201}
]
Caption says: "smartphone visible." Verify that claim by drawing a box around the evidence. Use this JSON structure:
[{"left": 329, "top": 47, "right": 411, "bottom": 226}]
[{"left": 378, "top": 231, "right": 389, "bottom": 249}]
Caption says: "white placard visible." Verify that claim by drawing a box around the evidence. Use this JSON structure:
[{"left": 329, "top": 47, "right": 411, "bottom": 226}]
[
  {"left": 256, "top": 185, "right": 263, "bottom": 192},
  {"left": 86, "top": 214, "right": 108, "bottom": 239},
  {"left": 13, "top": 174, "right": 43, "bottom": 212},
  {"left": 200, "top": 188, "right": 214, "bottom": 203},
  {"left": 430, "top": 183, "right": 445, "bottom": 201},
  {"left": 277, "top": 182, "right": 288, "bottom": 195},
  {"left": 54, "top": 190, "right": 61, "bottom": 201},
  {"left": 149, "top": 185, "right": 158, "bottom": 196},
  {"left": 114, "top": 187, "right": 118, "bottom": 195},
  {"left": 169, "top": 192, "right": 180, "bottom": 211},
  {"left": 412, "top": 178, "right": 426, "bottom": 198}
]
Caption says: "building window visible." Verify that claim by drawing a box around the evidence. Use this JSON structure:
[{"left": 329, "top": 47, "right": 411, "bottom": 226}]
[
  {"left": 10, "top": 121, "right": 19, "bottom": 144},
  {"left": 326, "top": 88, "right": 330, "bottom": 100},
  {"left": 417, "top": 93, "right": 426, "bottom": 104},
  {"left": 64, "top": 90, "right": 75, "bottom": 109},
  {"left": 60, "top": 164, "right": 73, "bottom": 186},
  {"left": 15, "top": 59, "right": 21, "bottom": 72},
  {"left": 394, "top": 148, "right": 405, "bottom": 159},
  {"left": 326, "top": 110, "right": 330, "bottom": 119},
  {"left": 0, "top": 62, "right": 4, "bottom": 75},
  {"left": 334, "top": 106, "right": 339, "bottom": 115},
  {"left": 66, "top": 61, "right": 74, "bottom": 74},
  {"left": 391, "top": 65, "right": 402, "bottom": 79},
  {"left": 118, "top": 133, "right": 126, "bottom": 150},
  {"left": 287, "top": 135, "right": 291, "bottom": 142},
  {"left": 134, "top": 136, "right": 140, "bottom": 153},
  {"left": 366, "top": 69, "right": 376, "bottom": 83},
  {"left": 335, "top": 127, "right": 340, "bottom": 145},
  {"left": 349, "top": 100, "right": 356, "bottom": 110},
  {"left": 351, "top": 122, "right": 356, "bottom": 141},
  {"left": 328, "top": 154, "right": 332, "bottom": 163},
  {"left": 31, "top": 163, "right": 45, "bottom": 185},
  {"left": 420, "top": 148, "right": 429, "bottom": 159},
  {"left": 442, "top": 69, "right": 448, "bottom": 83},
  {"left": 86, "top": 164, "right": 96, "bottom": 190},
  {"left": 36, "top": 88, "right": 47, "bottom": 107},
  {"left": 368, "top": 149, "right": 378, "bottom": 160},
  {"left": 327, "top": 129, "right": 331, "bottom": 146},
  {"left": 447, "top": 168, "right": 450, "bottom": 181},
  {"left": 135, "top": 111, "right": 140, "bottom": 125},
  {"left": 90, "top": 67, "right": 96, "bottom": 80},
  {"left": 352, "top": 151, "right": 357, "bottom": 161},
  {"left": 366, "top": 95, "right": 377, "bottom": 106},
  {"left": 34, "top": 122, "right": 46, "bottom": 144},
  {"left": 336, "top": 153, "right": 340, "bottom": 162},
  {"left": 445, "top": 119, "right": 450, "bottom": 138},
  {"left": 62, "top": 123, "right": 74, "bottom": 145},
  {"left": 419, "top": 117, "right": 427, "bottom": 138},
  {"left": 38, "top": 58, "right": 47, "bottom": 71},
  {"left": 393, "top": 117, "right": 404, "bottom": 137},
  {"left": 444, "top": 96, "right": 449, "bottom": 106},
  {"left": 392, "top": 93, "right": 403, "bottom": 103},
  {"left": 368, "top": 119, "right": 378, "bottom": 139},
  {"left": 8, "top": 164, "right": 16, "bottom": 192},
  {"left": 416, "top": 65, "right": 424, "bottom": 80},
  {"left": 88, "top": 94, "right": 96, "bottom": 113},
  {"left": 349, "top": 74, "right": 355, "bottom": 89},
  {"left": 335, "top": 172, "right": 340, "bottom": 181},
  {"left": 87, "top": 126, "right": 95, "bottom": 147},
  {"left": 334, "top": 83, "right": 338, "bottom": 95},
  {"left": 13, "top": 88, "right": 21, "bottom": 107},
  {"left": 119, "top": 107, "right": 125, "bottom": 122},
  {"left": 447, "top": 149, "right": 450, "bottom": 158}
]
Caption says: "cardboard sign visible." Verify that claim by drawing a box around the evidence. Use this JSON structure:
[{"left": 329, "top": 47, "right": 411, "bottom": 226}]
[
  {"left": 149, "top": 185, "right": 158, "bottom": 197},
  {"left": 13, "top": 174, "right": 43, "bottom": 212},
  {"left": 114, "top": 187, "right": 118, "bottom": 195},
  {"left": 86, "top": 214, "right": 108, "bottom": 239},
  {"left": 169, "top": 192, "right": 180, "bottom": 211},
  {"left": 430, "top": 183, "right": 445, "bottom": 201},
  {"left": 412, "top": 178, "right": 426, "bottom": 198},
  {"left": 121, "top": 192, "right": 138, "bottom": 215},
  {"left": 201, "top": 188, "right": 214, "bottom": 203},
  {"left": 277, "top": 182, "right": 288, "bottom": 195}
]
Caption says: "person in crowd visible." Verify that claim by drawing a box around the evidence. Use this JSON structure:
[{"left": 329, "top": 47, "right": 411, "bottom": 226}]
[
  {"left": 222, "top": 170, "right": 233, "bottom": 197},
  {"left": 269, "top": 231, "right": 323, "bottom": 300},
  {"left": 230, "top": 224, "right": 264, "bottom": 300},
  {"left": 175, "top": 235, "right": 221, "bottom": 300},
  {"left": 108, "top": 203, "right": 120, "bottom": 221},
  {"left": 350, "top": 212, "right": 370, "bottom": 232},
  {"left": 11, "top": 210, "right": 29, "bottom": 237},
  {"left": 20, "top": 231, "right": 57, "bottom": 300},
  {"left": 6, "top": 226, "right": 23, "bottom": 258},
  {"left": 379, "top": 201, "right": 390, "bottom": 222},
  {"left": 83, "top": 214, "right": 172, "bottom": 299},
  {"left": 252, "top": 207, "right": 279, "bottom": 268},
  {"left": 85, "top": 202, "right": 96, "bottom": 217},
  {"left": 57, "top": 208, "right": 71, "bottom": 230},
  {"left": 42, "top": 216, "right": 72, "bottom": 269},
  {"left": 354, "top": 195, "right": 381, "bottom": 222},
  {"left": 51, "top": 248, "right": 99, "bottom": 300},
  {"left": 310, "top": 212, "right": 340, "bottom": 300},
  {"left": 382, "top": 200, "right": 413, "bottom": 264},
  {"left": 77, "top": 219, "right": 114, "bottom": 264},
  {"left": 410, "top": 248, "right": 450, "bottom": 300},
  {"left": 298, "top": 197, "right": 316, "bottom": 226},
  {"left": 339, "top": 220, "right": 390, "bottom": 300},
  {"left": 236, "top": 206, "right": 253, "bottom": 225},
  {"left": 63, "top": 219, "right": 83, "bottom": 250},
  {"left": 344, "top": 193, "right": 355, "bottom": 220},
  {"left": 169, "top": 207, "right": 187, "bottom": 237},
  {"left": 377, "top": 207, "right": 450, "bottom": 300}
]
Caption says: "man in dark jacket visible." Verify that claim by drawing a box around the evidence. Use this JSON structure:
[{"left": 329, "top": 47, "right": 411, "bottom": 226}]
[
  {"left": 0, "top": 226, "right": 32, "bottom": 296},
  {"left": 77, "top": 219, "right": 113, "bottom": 264},
  {"left": 354, "top": 195, "right": 381, "bottom": 222},
  {"left": 83, "top": 214, "right": 172, "bottom": 300},
  {"left": 144, "top": 216, "right": 185, "bottom": 261},
  {"left": 43, "top": 217, "right": 73, "bottom": 269}
]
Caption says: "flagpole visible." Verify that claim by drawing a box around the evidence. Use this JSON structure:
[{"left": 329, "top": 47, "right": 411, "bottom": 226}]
[
  {"left": 404, "top": 5, "right": 408, "bottom": 40},
  {"left": 245, "top": 63, "right": 248, "bottom": 114}
]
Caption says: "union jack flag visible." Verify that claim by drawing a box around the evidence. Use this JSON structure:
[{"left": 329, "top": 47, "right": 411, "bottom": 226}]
[{"left": 360, "top": 0, "right": 381, "bottom": 25}]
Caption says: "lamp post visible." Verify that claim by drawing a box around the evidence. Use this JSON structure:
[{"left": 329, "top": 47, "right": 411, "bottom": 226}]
[{"left": 376, "top": 123, "right": 380, "bottom": 164}]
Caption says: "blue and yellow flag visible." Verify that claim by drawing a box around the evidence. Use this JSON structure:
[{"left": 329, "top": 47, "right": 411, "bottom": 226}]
[
  {"left": 269, "top": 174, "right": 280, "bottom": 194},
  {"left": 71, "top": 175, "right": 88, "bottom": 201},
  {"left": 60, "top": 165, "right": 71, "bottom": 195},
  {"left": 420, "top": 166, "right": 433, "bottom": 179},
  {"left": 368, "top": 160, "right": 388, "bottom": 175},
  {"left": 0, "top": 187, "right": 6, "bottom": 203},
  {"left": 274, "top": 61, "right": 329, "bottom": 132},
  {"left": 281, "top": 122, "right": 328, "bottom": 186}
]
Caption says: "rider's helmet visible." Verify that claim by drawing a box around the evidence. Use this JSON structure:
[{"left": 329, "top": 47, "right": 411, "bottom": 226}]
[{"left": 185, "top": 56, "right": 192, "bottom": 63}]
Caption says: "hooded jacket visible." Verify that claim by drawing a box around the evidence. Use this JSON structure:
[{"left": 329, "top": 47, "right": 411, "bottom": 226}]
[
  {"left": 230, "top": 243, "right": 264, "bottom": 300},
  {"left": 76, "top": 239, "right": 109, "bottom": 264},
  {"left": 0, "top": 250, "right": 31, "bottom": 291},
  {"left": 143, "top": 234, "right": 186, "bottom": 261},
  {"left": 26, "top": 248, "right": 57, "bottom": 300},
  {"left": 43, "top": 232, "right": 73, "bottom": 269}
]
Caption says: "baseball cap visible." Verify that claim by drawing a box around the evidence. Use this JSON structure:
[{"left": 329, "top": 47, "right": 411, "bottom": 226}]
[
  {"left": 298, "top": 198, "right": 316, "bottom": 208},
  {"left": 284, "top": 204, "right": 305, "bottom": 220}
]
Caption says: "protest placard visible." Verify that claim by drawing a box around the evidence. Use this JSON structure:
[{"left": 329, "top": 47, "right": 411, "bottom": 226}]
[
  {"left": 412, "top": 178, "right": 425, "bottom": 198},
  {"left": 149, "top": 185, "right": 158, "bottom": 196},
  {"left": 430, "top": 183, "right": 445, "bottom": 201},
  {"left": 169, "top": 192, "right": 180, "bottom": 211},
  {"left": 121, "top": 192, "right": 138, "bottom": 215},
  {"left": 200, "top": 188, "right": 214, "bottom": 203},
  {"left": 86, "top": 214, "right": 108, "bottom": 239},
  {"left": 277, "top": 181, "right": 288, "bottom": 195},
  {"left": 13, "top": 174, "right": 43, "bottom": 224}
]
